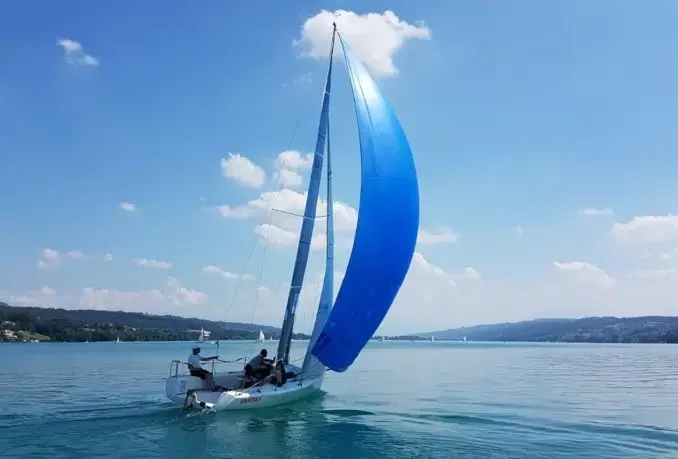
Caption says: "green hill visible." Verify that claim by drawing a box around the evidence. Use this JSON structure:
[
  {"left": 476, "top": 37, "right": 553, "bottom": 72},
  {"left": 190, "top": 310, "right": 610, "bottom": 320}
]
[
  {"left": 0, "top": 302, "right": 309, "bottom": 342},
  {"left": 414, "top": 316, "right": 678, "bottom": 343}
]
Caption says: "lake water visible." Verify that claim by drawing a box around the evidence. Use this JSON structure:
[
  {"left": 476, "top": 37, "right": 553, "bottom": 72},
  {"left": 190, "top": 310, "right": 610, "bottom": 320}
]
[{"left": 1, "top": 341, "right": 677, "bottom": 458}]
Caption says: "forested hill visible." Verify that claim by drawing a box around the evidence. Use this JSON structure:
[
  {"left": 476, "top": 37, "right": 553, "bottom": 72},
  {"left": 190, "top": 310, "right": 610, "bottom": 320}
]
[
  {"left": 0, "top": 302, "right": 309, "bottom": 342},
  {"left": 416, "top": 316, "right": 678, "bottom": 343}
]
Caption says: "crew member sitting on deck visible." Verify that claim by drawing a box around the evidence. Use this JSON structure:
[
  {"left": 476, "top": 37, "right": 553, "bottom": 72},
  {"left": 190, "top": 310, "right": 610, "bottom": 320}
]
[
  {"left": 268, "top": 360, "right": 288, "bottom": 387},
  {"left": 247, "top": 348, "right": 274, "bottom": 380},
  {"left": 188, "top": 345, "right": 218, "bottom": 390}
]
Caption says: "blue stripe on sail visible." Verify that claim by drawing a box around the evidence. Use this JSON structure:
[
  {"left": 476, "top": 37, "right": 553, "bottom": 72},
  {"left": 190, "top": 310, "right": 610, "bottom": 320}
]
[{"left": 310, "top": 38, "right": 420, "bottom": 372}]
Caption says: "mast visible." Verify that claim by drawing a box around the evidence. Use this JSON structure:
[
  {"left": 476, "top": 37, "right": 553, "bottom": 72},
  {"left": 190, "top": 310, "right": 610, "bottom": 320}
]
[
  {"left": 277, "top": 24, "right": 337, "bottom": 363},
  {"left": 301, "top": 84, "right": 335, "bottom": 377}
]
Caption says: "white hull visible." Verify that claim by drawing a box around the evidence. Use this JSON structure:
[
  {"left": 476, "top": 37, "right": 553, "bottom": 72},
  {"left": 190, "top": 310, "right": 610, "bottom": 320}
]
[{"left": 165, "top": 364, "right": 323, "bottom": 412}]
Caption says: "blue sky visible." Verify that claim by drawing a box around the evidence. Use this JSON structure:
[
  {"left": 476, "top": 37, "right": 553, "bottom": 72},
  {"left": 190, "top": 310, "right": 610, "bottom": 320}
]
[{"left": 1, "top": 1, "right": 677, "bottom": 334}]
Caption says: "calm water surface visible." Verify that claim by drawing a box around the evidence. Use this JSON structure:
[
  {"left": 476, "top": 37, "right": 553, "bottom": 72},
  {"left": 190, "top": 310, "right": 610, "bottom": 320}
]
[{"left": 1, "top": 341, "right": 677, "bottom": 458}]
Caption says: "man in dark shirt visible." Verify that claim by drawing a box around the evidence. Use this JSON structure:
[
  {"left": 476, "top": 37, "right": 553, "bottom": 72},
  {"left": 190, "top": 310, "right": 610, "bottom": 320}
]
[{"left": 247, "top": 348, "right": 274, "bottom": 379}]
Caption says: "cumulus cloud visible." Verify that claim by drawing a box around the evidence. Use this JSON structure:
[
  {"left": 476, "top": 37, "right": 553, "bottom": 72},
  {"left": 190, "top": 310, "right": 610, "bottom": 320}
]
[
  {"left": 221, "top": 153, "right": 266, "bottom": 188},
  {"left": 217, "top": 187, "right": 357, "bottom": 251},
  {"left": 4, "top": 286, "right": 69, "bottom": 307},
  {"left": 295, "top": 10, "right": 431, "bottom": 77},
  {"left": 37, "top": 248, "right": 62, "bottom": 269},
  {"left": 80, "top": 277, "right": 205, "bottom": 312},
  {"left": 202, "top": 265, "right": 253, "bottom": 281},
  {"left": 119, "top": 202, "right": 138, "bottom": 212},
  {"left": 553, "top": 261, "right": 615, "bottom": 287},
  {"left": 57, "top": 38, "right": 99, "bottom": 67},
  {"left": 611, "top": 214, "right": 678, "bottom": 245},
  {"left": 273, "top": 150, "right": 314, "bottom": 188}
]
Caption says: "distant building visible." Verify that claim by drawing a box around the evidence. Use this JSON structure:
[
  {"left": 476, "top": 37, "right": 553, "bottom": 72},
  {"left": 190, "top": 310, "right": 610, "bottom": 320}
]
[{"left": 2, "top": 330, "right": 17, "bottom": 340}]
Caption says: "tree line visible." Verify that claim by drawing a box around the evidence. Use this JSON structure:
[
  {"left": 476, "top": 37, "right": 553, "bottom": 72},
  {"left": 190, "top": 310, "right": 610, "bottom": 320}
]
[{"left": 0, "top": 303, "right": 309, "bottom": 342}]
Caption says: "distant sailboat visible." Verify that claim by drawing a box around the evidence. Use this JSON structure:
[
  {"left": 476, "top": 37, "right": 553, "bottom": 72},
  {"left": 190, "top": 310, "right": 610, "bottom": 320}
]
[
  {"left": 258, "top": 330, "right": 265, "bottom": 342},
  {"left": 116, "top": 336, "right": 120, "bottom": 343},
  {"left": 431, "top": 336, "right": 435, "bottom": 342},
  {"left": 165, "top": 22, "right": 419, "bottom": 412},
  {"left": 198, "top": 327, "right": 205, "bottom": 342}
]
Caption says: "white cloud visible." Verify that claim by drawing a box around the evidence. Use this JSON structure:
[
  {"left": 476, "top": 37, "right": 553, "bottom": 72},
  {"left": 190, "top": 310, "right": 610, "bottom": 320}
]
[
  {"left": 135, "top": 258, "right": 172, "bottom": 269},
  {"left": 119, "top": 202, "right": 138, "bottom": 213},
  {"left": 611, "top": 214, "right": 678, "bottom": 245},
  {"left": 39, "top": 286, "right": 56, "bottom": 295},
  {"left": 37, "top": 248, "right": 61, "bottom": 269},
  {"left": 219, "top": 186, "right": 460, "bottom": 254},
  {"left": 275, "top": 150, "right": 314, "bottom": 171},
  {"left": 103, "top": 253, "right": 113, "bottom": 262},
  {"left": 580, "top": 208, "right": 614, "bottom": 217},
  {"left": 295, "top": 10, "right": 431, "bottom": 77},
  {"left": 80, "top": 277, "right": 205, "bottom": 312},
  {"left": 417, "top": 227, "right": 458, "bottom": 245},
  {"left": 410, "top": 252, "right": 481, "bottom": 286},
  {"left": 219, "top": 188, "right": 357, "bottom": 232},
  {"left": 163, "top": 277, "right": 206, "bottom": 306},
  {"left": 553, "top": 261, "right": 615, "bottom": 287},
  {"left": 272, "top": 150, "right": 314, "bottom": 188},
  {"left": 514, "top": 226, "right": 525, "bottom": 237},
  {"left": 4, "top": 286, "right": 69, "bottom": 307},
  {"left": 217, "top": 187, "right": 357, "bottom": 251},
  {"left": 221, "top": 153, "right": 266, "bottom": 188},
  {"left": 67, "top": 251, "right": 85, "bottom": 260},
  {"left": 57, "top": 38, "right": 99, "bottom": 67},
  {"left": 254, "top": 223, "right": 326, "bottom": 251},
  {"left": 202, "top": 265, "right": 253, "bottom": 281}
]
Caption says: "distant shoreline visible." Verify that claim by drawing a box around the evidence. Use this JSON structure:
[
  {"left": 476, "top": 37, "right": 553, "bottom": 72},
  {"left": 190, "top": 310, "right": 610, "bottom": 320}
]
[
  {"left": 2, "top": 302, "right": 677, "bottom": 345},
  {"left": 0, "top": 302, "right": 310, "bottom": 344}
]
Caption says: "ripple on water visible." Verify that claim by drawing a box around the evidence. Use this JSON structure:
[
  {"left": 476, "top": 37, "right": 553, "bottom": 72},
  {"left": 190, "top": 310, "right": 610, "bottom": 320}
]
[{"left": 1, "top": 341, "right": 678, "bottom": 459}]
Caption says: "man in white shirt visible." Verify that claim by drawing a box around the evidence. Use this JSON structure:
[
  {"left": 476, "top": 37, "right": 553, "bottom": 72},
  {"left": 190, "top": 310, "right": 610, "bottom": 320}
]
[{"left": 188, "top": 345, "right": 218, "bottom": 390}]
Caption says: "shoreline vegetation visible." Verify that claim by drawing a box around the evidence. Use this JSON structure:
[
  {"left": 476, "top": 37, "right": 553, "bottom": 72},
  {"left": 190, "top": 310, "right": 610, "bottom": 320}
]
[
  {"left": 0, "top": 302, "right": 310, "bottom": 343},
  {"left": 1, "top": 302, "right": 677, "bottom": 344}
]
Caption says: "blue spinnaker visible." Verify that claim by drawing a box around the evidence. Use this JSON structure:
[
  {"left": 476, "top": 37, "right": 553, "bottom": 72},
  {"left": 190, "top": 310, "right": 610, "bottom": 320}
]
[{"left": 310, "top": 38, "right": 420, "bottom": 372}]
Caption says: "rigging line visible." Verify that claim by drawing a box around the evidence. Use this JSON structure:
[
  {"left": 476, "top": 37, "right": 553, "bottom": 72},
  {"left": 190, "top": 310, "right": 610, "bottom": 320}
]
[
  {"left": 222, "top": 66, "right": 327, "bottom": 325},
  {"left": 247, "top": 209, "right": 274, "bottom": 358},
  {"left": 227, "top": 26, "right": 336, "bottom": 341}
]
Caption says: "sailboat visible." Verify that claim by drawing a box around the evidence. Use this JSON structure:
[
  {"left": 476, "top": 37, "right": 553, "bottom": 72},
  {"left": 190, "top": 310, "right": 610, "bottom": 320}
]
[
  {"left": 164, "top": 23, "right": 419, "bottom": 412},
  {"left": 258, "top": 330, "right": 265, "bottom": 342}
]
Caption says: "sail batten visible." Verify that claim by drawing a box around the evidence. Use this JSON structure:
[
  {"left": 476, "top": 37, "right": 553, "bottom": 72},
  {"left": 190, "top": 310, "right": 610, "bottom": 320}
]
[{"left": 310, "top": 36, "right": 420, "bottom": 372}]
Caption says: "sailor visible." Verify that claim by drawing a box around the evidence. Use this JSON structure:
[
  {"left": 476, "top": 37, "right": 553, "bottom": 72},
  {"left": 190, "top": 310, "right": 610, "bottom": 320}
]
[
  {"left": 188, "top": 345, "right": 218, "bottom": 390},
  {"left": 246, "top": 348, "right": 274, "bottom": 379}
]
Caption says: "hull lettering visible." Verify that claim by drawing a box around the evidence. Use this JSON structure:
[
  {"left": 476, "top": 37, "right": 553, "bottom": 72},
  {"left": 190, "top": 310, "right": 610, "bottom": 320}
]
[{"left": 240, "top": 396, "right": 262, "bottom": 404}]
